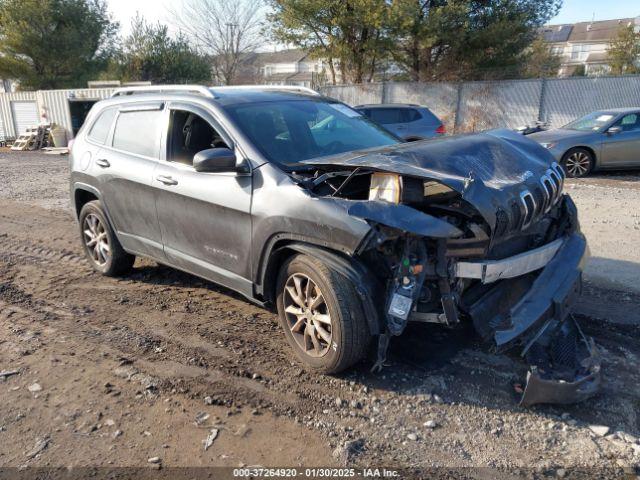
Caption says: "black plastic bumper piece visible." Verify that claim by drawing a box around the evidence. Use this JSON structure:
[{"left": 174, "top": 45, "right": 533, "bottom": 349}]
[
  {"left": 520, "top": 315, "right": 601, "bottom": 407},
  {"left": 493, "top": 233, "right": 589, "bottom": 351},
  {"left": 468, "top": 232, "right": 601, "bottom": 407}
]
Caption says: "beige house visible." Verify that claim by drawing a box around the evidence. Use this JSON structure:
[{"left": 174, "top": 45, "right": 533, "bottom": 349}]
[
  {"left": 259, "top": 49, "right": 336, "bottom": 87},
  {"left": 542, "top": 16, "right": 640, "bottom": 76},
  {"left": 233, "top": 49, "right": 338, "bottom": 87}
]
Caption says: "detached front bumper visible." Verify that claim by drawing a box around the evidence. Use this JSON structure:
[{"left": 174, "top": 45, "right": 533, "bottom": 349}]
[
  {"left": 520, "top": 317, "right": 601, "bottom": 407},
  {"left": 464, "top": 233, "right": 589, "bottom": 349},
  {"left": 463, "top": 232, "right": 601, "bottom": 406}
]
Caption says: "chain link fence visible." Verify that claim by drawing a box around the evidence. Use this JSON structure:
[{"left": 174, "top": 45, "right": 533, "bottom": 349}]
[{"left": 321, "top": 75, "right": 640, "bottom": 133}]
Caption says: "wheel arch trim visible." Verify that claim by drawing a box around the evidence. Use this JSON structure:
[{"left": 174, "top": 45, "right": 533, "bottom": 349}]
[
  {"left": 255, "top": 233, "right": 352, "bottom": 296},
  {"left": 257, "top": 238, "right": 383, "bottom": 335},
  {"left": 72, "top": 182, "right": 102, "bottom": 216},
  {"left": 72, "top": 183, "right": 118, "bottom": 235}
]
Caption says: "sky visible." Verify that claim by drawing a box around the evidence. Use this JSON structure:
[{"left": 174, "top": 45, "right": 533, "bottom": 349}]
[
  {"left": 550, "top": 0, "right": 639, "bottom": 24},
  {"left": 106, "top": 0, "right": 640, "bottom": 36},
  {"left": 107, "top": 0, "right": 171, "bottom": 34}
]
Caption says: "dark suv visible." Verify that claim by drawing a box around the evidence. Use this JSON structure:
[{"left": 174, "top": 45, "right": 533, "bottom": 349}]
[{"left": 70, "top": 85, "right": 599, "bottom": 406}]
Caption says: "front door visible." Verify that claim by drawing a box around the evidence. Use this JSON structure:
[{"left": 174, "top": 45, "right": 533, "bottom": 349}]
[
  {"left": 369, "top": 108, "right": 407, "bottom": 137},
  {"left": 601, "top": 112, "right": 640, "bottom": 167},
  {"left": 96, "top": 103, "right": 165, "bottom": 258},
  {"left": 153, "top": 103, "right": 253, "bottom": 297}
]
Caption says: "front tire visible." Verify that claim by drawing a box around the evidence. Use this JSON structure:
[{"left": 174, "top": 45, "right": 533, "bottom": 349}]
[
  {"left": 562, "top": 148, "right": 594, "bottom": 178},
  {"left": 276, "top": 254, "right": 370, "bottom": 374},
  {"left": 78, "top": 200, "right": 134, "bottom": 276}
]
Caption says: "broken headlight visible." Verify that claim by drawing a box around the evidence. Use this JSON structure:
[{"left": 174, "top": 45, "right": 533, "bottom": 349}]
[
  {"left": 369, "top": 173, "right": 402, "bottom": 204},
  {"left": 368, "top": 174, "right": 429, "bottom": 205}
]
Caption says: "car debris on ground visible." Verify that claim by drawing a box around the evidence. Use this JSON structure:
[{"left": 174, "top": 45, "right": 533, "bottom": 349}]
[{"left": 203, "top": 428, "right": 219, "bottom": 451}]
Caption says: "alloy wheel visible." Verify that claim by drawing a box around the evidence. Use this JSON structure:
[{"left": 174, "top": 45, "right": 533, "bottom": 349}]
[
  {"left": 565, "top": 151, "right": 591, "bottom": 177},
  {"left": 283, "top": 273, "right": 333, "bottom": 358},
  {"left": 83, "top": 213, "right": 111, "bottom": 266}
]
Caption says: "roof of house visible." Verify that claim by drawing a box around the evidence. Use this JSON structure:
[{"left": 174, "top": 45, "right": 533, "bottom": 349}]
[
  {"left": 585, "top": 51, "right": 610, "bottom": 63},
  {"left": 257, "top": 49, "right": 308, "bottom": 65},
  {"left": 264, "top": 72, "right": 296, "bottom": 81},
  {"left": 542, "top": 17, "right": 639, "bottom": 44},
  {"left": 541, "top": 24, "right": 573, "bottom": 43},
  {"left": 264, "top": 71, "right": 314, "bottom": 83},
  {"left": 285, "top": 72, "right": 314, "bottom": 81}
]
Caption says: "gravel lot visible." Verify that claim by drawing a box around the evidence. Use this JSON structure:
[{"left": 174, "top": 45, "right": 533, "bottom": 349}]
[{"left": 1, "top": 150, "right": 639, "bottom": 476}]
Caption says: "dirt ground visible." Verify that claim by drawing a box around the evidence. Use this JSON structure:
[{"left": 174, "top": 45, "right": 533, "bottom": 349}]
[{"left": 1, "top": 150, "right": 640, "bottom": 477}]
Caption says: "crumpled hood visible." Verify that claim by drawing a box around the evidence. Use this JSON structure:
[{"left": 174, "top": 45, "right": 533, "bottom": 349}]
[{"left": 301, "top": 129, "right": 558, "bottom": 230}]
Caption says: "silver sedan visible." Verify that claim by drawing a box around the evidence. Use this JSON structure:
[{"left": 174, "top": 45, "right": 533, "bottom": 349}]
[{"left": 529, "top": 108, "right": 640, "bottom": 177}]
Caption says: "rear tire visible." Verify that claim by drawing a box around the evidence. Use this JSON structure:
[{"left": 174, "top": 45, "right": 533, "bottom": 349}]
[
  {"left": 276, "top": 254, "right": 370, "bottom": 374},
  {"left": 562, "top": 148, "right": 594, "bottom": 178},
  {"left": 78, "top": 200, "right": 134, "bottom": 276}
]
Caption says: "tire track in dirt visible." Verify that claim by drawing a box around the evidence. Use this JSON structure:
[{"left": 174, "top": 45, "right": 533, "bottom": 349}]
[
  {"left": 0, "top": 233, "right": 87, "bottom": 267},
  {"left": 0, "top": 254, "right": 297, "bottom": 415}
]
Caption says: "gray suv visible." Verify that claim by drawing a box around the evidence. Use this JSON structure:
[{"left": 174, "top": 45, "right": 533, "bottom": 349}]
[
  {"left": 355, "top": 104, "right": 445, "bottom": 140},
  {"left": 70, "top": 85, "right": 598, "bottom": 406}
]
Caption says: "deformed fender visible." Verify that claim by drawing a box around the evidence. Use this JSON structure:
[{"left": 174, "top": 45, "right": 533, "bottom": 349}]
[
  {"left": 278, "top": 242, "right": 384, "bottom": 335},
  {"left": 347, "top": 201, "right": 463, "bottom": 238}
]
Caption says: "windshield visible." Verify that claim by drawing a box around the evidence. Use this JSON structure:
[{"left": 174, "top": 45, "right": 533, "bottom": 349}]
[
  {"left": 563, "top": 112, "right": 615, "bottom": 131},
  {"left": 224, "top": 99, "right": 399, "bottom": 168}
]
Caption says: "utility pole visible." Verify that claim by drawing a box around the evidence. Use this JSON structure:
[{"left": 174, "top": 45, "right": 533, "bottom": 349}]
[{"left": 225, "top": 23, "right": 239, "bottom": 48}]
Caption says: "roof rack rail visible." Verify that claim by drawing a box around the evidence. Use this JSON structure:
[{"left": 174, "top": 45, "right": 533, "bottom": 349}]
[
  {"left": 209, "top": 85, "right": 320, "bottom": 97},
  {"left": 111, "top": 85, "right": 214, "bottom": 98}
]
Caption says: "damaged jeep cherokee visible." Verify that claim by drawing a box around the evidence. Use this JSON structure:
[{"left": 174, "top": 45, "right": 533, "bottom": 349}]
[{"left": 70, "top": 85, "right": 600, "bottom": 406}]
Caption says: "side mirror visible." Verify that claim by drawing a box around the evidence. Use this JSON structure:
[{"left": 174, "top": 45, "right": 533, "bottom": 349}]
[
  {"left": 193, "top": 148, "right": 237, "bottom": 173},
  {"left": 607, "top": 126, "right": 622, "bottom": 135}
]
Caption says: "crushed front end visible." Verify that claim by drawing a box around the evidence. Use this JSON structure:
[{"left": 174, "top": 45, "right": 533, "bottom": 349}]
[{"left": 297, "top": 132, "right": 601, "bottom": 406}]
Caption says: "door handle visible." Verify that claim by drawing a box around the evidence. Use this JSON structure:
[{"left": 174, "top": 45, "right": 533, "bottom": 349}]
[
  {"left": 96, "top": 158, "right": 110, "bottom": 168},
  {"left": 156, "top": 175, "right": 178, "bottom": 186}
]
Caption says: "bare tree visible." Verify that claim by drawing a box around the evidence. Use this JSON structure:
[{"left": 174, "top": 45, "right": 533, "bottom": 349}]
[{"left": 170, "top": 0, "right": 265, "bottom": 85}]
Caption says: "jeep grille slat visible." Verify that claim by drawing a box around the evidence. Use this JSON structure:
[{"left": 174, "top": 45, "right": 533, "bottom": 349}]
[{"left": 520, "top": 190, "right": 536, "bottom": 230}]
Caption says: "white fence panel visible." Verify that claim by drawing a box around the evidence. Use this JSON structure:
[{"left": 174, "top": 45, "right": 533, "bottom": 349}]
[
  {"left": 320, "top": 75, "right": 640, "bottom": 133},
  {"left": 384, "top": 82, "right": 459, "bottom": 131},
  {"left": 322, "top": 83, "right": 383, "bottom": 105},
  {"left": 457, "top": 80, "right": 542, "bottom": 131},
  {"left": 543, "top": 76, "right": 640, "bottom": 128}
]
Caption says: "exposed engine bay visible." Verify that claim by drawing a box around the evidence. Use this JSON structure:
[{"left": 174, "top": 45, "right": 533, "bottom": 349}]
[{"left": 291, "top": 137, "right": 600, "bottom": 406}]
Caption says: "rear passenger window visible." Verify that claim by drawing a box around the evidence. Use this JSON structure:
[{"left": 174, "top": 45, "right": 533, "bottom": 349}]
[
  {"left": 87, "top": 108, "right": 116, "bottom": 144},
  {"left": 112, "top": 109, "right": 162, "bottom": 158},
  {"left": 369, "top": 108, "right": 404, "bottom": 125},
  {"left": 404, "top": 109, "right": 422, "bottom": 122}
]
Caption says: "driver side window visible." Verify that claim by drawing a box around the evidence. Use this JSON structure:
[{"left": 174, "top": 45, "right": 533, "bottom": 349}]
[
  {"left": 167, "top": 110, "right": 229, "bottom": 165},
  {"left": 613, "top": 113, "right": 640, "bottom": 133}
]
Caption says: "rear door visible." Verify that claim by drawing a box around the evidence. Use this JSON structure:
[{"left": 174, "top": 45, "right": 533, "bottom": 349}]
[
  {"left": 152, "top": 102, "right": 253, "bottom": 297},
  {"left": 411, "top": 108, "right": 442, "bottom": 138},
  {"left": 95, "top": 102, "right": 165, "bottom": 258},
  {"left": 601, "top": 112, "right": 640, "bottom": 167}
]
